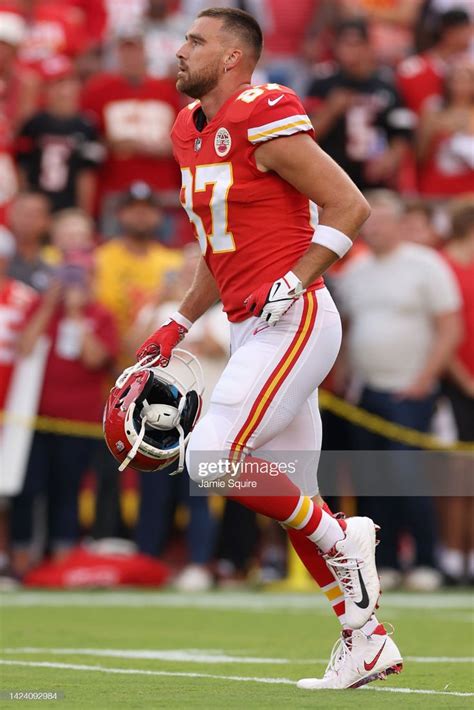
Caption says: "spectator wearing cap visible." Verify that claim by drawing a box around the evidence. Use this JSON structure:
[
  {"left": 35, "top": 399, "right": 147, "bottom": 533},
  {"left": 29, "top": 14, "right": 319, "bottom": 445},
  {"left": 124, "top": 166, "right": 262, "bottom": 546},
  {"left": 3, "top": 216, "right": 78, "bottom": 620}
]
[
  {"left": 10, "top": 256, "right": 118, "bottom": 577},
  {"left": 16, "top": 56, "right": 103, "bottom": 214},
  {"left": 94, "top": 181, "right": 182, "bottom": 358},
  {"left": 0, "top": 7, "right": 41, "bottom": 225},
  {"left": 81, "top": 29, "right": 181, "bottom": 235},
  {"left": 336, "top": 190, "right": 462, "bottom": 591},
  {"left": 307, "top": 19, "right": 415, "bottom": 192},
  {"left": 7, "top": 192, "right": 53, "bottom": 293},
  {"left": 439, "top": 202, "right": 474, "bottom": 584},
  {"left": 416, "top": 59, "right": 474, "bottom": 197},
  {"left": 397, "top": 8, "right": 471, "bottom": 116}
]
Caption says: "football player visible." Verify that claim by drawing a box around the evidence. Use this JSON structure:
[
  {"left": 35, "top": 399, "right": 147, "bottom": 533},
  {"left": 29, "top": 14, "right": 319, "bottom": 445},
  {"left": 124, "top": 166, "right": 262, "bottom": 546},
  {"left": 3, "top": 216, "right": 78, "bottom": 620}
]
[{"left": 136, "top": 7, "right": 403, "bottom": 689}]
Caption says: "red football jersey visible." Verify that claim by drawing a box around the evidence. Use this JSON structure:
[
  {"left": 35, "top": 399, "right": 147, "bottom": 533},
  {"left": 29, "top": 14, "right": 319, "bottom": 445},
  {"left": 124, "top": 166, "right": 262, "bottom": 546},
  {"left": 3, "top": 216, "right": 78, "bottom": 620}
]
[
  {"left": 396, "top": 53, "right": 445, "bottom": 115},
  {"left": 418, "top": 131, "right": 474, "bottom": 197},
  {"left": 81, "top": 73, "right": 181, "bottom": 200},
  {"left": 171, "top": 84, "right": 324, "bottom": 323},
  {"left": 0, "top": 278, "right": 38, "bottom": 408}
]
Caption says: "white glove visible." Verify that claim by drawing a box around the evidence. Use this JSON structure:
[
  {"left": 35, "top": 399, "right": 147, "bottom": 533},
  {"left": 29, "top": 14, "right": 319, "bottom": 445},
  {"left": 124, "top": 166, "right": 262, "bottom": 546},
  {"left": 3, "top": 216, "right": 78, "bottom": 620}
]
[{"left": 244, "top": 270, "right": 305, "bottom": 325}]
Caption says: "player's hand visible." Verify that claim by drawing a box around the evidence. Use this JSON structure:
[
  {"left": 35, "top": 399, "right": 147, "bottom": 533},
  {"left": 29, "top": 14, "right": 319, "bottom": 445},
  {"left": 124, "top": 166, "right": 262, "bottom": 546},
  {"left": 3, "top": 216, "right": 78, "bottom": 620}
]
[
  {"left": 244, "top": 271, "right": 305, "bottom": 326},
  {"left": 136, "top": 318, "right": 188, "bottom": 367}
]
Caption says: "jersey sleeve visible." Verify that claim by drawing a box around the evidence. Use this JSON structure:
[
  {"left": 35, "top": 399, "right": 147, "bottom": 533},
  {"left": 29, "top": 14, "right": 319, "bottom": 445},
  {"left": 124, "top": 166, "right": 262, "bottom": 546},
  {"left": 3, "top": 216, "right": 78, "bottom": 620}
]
[{"left": 246, "top": 86, "right": 315, "bottom": 145}]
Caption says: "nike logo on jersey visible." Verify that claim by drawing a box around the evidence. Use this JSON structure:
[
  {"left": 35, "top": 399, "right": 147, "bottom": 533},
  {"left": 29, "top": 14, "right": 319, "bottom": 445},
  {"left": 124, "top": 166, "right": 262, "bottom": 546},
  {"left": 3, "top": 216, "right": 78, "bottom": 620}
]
[
  {"left": 354, "top": 569, "right": 370, "bottom": 609},
  {"left": 364, "top": 640, "right": 387, "bottom": 671},
  {"left": 268, "top": 95, "right": 284, "bottom": 106}
]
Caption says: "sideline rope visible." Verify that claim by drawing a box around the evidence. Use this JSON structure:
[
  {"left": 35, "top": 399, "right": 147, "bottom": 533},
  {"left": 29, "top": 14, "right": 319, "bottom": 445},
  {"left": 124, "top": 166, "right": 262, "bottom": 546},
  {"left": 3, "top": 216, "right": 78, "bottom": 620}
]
[
  {"left": 1, "top": 389, "right": 473, "bottom": 451},
  {"left": 318, "top": 390, "right": 474, "bottom": 452}
]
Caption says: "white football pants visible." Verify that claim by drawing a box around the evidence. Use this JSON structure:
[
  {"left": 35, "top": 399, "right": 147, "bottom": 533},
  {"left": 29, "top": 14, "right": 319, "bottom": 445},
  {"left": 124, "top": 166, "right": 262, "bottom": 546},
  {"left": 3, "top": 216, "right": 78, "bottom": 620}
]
[{"left": 186, "top": 287, "right": 342, "bottom": 496}]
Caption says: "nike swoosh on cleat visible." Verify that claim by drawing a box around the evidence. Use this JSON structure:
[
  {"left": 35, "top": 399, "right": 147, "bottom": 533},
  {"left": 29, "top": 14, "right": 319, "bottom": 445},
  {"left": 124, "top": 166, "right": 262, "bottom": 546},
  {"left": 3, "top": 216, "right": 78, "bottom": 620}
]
[
  {"left": 364, "top": 640, "right": 387, "bottom": 671},
  {"left": 354, "top": 569, "right": 369, "bottom": 609},
  {"left": 268, "top": 95, "right": 284, "bottom": 106}
]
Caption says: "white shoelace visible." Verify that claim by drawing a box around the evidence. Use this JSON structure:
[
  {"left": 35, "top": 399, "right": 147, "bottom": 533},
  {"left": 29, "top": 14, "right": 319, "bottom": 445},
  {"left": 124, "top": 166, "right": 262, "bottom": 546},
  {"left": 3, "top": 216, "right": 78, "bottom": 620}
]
[
  {"left": 327, "top": 633, "right": 351, "bottom": 675},
  {"left": 324, "top": 551, "right": 362, "bottom": 600}
]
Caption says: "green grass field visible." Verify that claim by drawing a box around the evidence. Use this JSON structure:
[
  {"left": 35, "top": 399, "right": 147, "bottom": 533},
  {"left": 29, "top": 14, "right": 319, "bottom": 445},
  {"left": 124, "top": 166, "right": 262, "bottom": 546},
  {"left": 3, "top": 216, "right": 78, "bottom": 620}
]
[{"left": 0, "top": 590, "right": 473, "bottom": 708}]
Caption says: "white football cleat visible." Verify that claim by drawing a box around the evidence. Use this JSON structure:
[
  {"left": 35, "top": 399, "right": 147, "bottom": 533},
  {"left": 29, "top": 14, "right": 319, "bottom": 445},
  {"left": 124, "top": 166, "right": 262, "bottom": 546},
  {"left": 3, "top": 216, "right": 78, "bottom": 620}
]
[
  {"left": 297, "top": 624, "right": 403, "bottom": 690},
  {"left": 323, "top": 517, "right": 381, "bottom": 629}
]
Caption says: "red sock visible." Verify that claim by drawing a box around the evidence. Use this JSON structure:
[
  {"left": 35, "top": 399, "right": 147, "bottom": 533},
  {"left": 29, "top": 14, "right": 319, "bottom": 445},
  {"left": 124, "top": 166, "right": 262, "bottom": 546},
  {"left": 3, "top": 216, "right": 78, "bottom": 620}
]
[
  {"left": 288, "top": 502, "right": 347, "bottom": 626},
  {"left": 227, "top": 456, "right": 323, "bottom": 536}
]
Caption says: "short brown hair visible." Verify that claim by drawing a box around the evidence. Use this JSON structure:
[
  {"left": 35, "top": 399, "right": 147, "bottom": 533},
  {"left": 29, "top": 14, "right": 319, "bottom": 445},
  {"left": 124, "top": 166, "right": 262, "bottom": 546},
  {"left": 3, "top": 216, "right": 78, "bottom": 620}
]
[
  {"left": 451, "top": 200, "right": 474, "bottom": 240},
  {"left": 198, "top": 7, "right": 263, "bottom": 61}
]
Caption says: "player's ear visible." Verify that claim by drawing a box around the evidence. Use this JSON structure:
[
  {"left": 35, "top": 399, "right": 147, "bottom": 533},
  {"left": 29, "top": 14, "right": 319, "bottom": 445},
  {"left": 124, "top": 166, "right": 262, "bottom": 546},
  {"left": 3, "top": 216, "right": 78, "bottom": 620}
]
[{"left": 224, "top": 49, "right": 242, "bottom": 72}]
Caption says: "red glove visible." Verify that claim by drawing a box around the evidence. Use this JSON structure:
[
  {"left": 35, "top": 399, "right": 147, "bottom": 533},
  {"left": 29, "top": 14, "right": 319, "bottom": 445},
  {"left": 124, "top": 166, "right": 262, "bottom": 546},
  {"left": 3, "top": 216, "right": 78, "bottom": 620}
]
[{"left": 136, "top": 314, "right": 190, "bottom": 367}]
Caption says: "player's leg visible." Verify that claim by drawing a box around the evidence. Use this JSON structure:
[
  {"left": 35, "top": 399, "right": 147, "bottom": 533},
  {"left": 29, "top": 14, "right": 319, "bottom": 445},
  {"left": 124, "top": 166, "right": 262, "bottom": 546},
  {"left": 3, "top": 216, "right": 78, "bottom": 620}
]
[
  {"left": 187, "top": 288, "right": 380, "bottom": 628},
  {"left": 267, "top": 389, "right": 403, "bottom": 689},
  {"left": 254, "top": 391, "right": 347, "bottom": 625},
  {"left": 187, "top": 289, "right": 344, "bottom": 550}
]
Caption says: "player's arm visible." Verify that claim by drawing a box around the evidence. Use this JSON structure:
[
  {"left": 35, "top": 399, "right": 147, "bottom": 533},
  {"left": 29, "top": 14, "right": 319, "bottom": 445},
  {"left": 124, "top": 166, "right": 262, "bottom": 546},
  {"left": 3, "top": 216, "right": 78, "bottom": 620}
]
[
  {"left": 179, "top": 256, "right": 221, "bottom": 322},
  {"left": 136, "top": 257, "right": 220, "bottom": 366},
  {"left": 255, "top": 132, "right": 370, "bottom": 287}
]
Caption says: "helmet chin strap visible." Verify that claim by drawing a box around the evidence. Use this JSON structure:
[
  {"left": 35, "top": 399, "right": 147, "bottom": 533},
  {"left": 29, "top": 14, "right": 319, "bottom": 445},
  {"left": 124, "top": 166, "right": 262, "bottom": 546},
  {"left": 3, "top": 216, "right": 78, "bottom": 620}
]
[
  {"left": 118, "top": 403, "right": 147, "bottom": 472},
  {"left": 171, "top": 397, "right": 187, "bottom": 475}
]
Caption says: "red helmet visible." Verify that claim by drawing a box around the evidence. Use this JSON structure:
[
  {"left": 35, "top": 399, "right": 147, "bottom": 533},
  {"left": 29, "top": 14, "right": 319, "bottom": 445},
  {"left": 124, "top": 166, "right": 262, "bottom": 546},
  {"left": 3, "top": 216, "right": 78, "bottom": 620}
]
[{"left": 103, "top": 349, "right": 203, "bottom": 473}]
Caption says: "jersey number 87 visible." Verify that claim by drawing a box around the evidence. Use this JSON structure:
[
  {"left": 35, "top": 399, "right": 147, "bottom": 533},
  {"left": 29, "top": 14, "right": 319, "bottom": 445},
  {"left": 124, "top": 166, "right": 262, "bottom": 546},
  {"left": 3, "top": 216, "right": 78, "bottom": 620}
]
[{"left": 180, "top": 163, "right": 236, "bottom": 255}]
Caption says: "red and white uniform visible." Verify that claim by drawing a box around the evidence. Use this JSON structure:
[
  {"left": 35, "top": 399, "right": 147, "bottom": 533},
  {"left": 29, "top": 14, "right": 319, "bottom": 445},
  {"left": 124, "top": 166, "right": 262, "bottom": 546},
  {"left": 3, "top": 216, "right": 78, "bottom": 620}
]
[
  {"left": 0, "top": 279, "right": 38, "bottom": 408},
  {"left": 172, "top": 84, "right": 341, "bottom": 495},
  {"left": 172, "top": 84, "right": 324, "bottom": 322},
  {"left": 81, "top": 73, "right": 181, "bottom": 205},
  {"left": 396, "top": 53, "right": 446, "bottom": 115},
  {"left": 418, "top": 130, "right": 474, "bottom": 197}
]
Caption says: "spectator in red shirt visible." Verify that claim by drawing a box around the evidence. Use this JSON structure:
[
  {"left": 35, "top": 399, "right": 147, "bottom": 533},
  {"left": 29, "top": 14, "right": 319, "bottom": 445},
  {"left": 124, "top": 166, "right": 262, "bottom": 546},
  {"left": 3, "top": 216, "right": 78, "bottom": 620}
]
[
  {"left": 0, "top": 223, "right": 38, "bottom": 579},
  {"left": 440, "top": 201, "right": 474, "bottom": 585},
  {"left": 10, "top": 259, "right": 118, "bottom": 576},
  {"left": 260, "top": 0, "right": 322, "bottom": 94},
  {"left": 397, "top": 8, "right": 471, "bottom": 116},
  {"left": 81, "top": 27, "right": 181, "bottom": 235},
  {"left": 443, "top": 202, "right": 474, "bottom": 435},
  {"left": 0, "top": 226, "right": 38, "bottom": 411},
  {"left": 17, "top": 0, "right": 91, "bottom": 68},
  {"left": 417, "top": 59, "right": 474, "bottom": 197}
]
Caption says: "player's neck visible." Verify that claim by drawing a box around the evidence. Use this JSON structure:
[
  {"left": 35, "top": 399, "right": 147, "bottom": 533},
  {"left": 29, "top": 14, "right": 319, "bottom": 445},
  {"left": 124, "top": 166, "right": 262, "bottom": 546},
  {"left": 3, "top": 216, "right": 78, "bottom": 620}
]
[{"left": 200, "top": 79, "right": 252, "bottom": 122}]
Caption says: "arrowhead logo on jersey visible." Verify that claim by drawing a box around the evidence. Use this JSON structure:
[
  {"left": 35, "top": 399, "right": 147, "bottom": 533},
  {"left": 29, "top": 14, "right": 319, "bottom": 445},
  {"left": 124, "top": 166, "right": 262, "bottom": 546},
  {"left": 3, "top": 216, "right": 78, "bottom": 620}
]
[{"left": 214, "top": 127, "right": 232, "bottom": 157}]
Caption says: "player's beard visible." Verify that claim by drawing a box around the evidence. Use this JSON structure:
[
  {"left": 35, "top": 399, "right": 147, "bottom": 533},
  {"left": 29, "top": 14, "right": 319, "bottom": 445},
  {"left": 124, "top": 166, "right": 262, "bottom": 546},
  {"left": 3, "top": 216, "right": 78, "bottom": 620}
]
[{"left": 176, "top": 60, "right": 221, "bottom": 99}]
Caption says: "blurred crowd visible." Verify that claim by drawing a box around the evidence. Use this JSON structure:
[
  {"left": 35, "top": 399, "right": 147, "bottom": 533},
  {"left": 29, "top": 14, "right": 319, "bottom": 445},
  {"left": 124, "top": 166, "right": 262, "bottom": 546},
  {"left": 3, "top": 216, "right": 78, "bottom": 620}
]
[{"left": 0, "top": 0, "right": 473, "bottom": 592}]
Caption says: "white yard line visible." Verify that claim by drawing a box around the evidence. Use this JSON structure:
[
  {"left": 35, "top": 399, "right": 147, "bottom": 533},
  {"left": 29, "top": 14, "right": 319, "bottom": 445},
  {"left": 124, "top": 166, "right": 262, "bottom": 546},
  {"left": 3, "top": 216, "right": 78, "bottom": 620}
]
[
  {"left": 1, "top": 659, "right": 473, "bottom": 698},
  {"left": 3, "top": 648, "right": 474, "bottom": 665},
  {"left": 1, "top": 591, "right": 473, "bottom": 610}
]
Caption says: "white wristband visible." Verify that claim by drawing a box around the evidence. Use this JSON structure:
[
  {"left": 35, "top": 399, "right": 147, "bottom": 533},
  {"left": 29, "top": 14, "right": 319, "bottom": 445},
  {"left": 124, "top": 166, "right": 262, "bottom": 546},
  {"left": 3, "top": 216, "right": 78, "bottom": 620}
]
[
  {"left": 312, "top": 225, "right": 353, "bottom": 258},
  {"left": 171, "top": 311, "right": 193, "bottom": 331}
]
